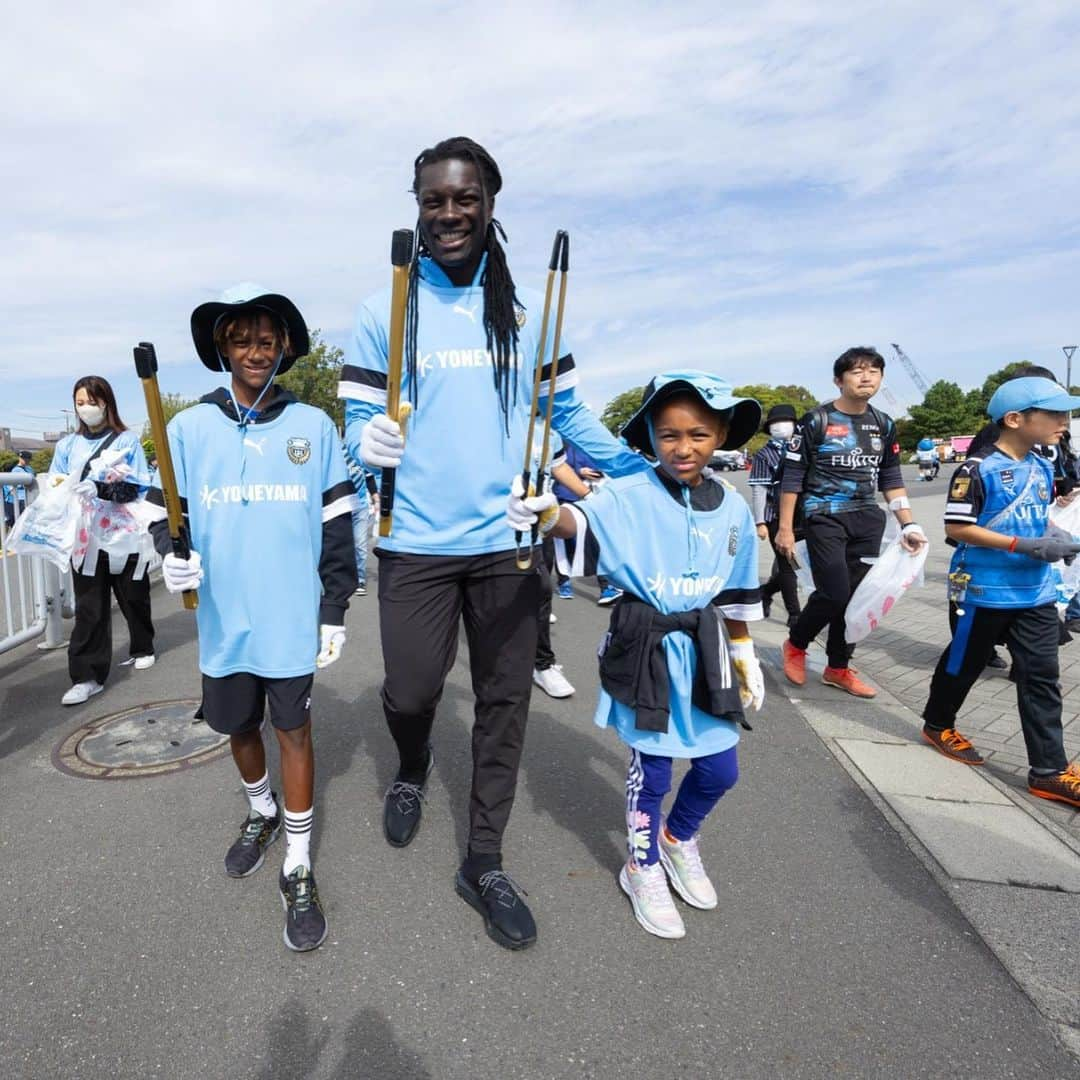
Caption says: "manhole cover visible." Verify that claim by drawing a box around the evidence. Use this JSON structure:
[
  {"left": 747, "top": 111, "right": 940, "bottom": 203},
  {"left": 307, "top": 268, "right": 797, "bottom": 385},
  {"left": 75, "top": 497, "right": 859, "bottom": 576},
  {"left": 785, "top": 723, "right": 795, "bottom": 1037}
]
[{"left": 54, "top": 700, "right": 230, "bottom": 780}]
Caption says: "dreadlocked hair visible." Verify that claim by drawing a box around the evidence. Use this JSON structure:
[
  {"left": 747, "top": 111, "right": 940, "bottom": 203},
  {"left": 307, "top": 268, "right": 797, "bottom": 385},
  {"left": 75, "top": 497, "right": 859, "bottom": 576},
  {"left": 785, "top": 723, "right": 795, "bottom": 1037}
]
[{"left": 406, "top": 136, "right": 521, "bottom": 432}]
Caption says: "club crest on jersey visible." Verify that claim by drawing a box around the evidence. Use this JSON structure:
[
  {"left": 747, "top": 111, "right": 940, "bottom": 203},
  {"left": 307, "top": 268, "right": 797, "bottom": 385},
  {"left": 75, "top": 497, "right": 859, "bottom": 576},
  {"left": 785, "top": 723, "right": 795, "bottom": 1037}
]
[
  {"left": 870, "top": 436, "right": 883, "bottom": 452},
  {"left": 1038, "top": 482, "right": 1049, "bottom": 501},
  {"left": 728, "top": 525, "right": 739, "bottom": 556},
  {"left": 514, "top": 303, "right": 527, "bottom": 329},
  {"left": 287, "top": 437, "right": 311, "bottom": 465}
]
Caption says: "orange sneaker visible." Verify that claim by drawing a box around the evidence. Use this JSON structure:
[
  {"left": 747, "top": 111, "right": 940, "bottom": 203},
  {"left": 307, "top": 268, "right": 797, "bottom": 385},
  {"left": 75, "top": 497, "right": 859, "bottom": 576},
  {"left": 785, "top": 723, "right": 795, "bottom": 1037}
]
[
  {"left": 1028, "top": 763, "right": 1080, "bottom": 808},
  {"left": 921, "top": 725, "right": 984, "bottom": 765},
  {"left": 782, "top": 640, "right": 806, "bottom": 686},
  {"left": 821, "top": 666, "right": 877, "bottom": 698}
]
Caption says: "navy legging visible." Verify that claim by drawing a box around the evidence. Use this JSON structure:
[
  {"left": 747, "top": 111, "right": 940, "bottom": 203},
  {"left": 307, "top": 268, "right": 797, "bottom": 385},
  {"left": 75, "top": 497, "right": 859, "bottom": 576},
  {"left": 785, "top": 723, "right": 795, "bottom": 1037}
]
[{"left": 625, "top": 747, "right": 739, "bottom": 867}]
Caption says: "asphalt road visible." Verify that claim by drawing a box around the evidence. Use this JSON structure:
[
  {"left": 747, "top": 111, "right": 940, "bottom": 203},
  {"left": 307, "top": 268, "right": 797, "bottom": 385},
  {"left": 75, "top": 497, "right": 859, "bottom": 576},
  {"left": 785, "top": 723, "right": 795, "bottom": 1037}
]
[{"left": 1, "top": 465, "right": 1075, "bottom": 1079}]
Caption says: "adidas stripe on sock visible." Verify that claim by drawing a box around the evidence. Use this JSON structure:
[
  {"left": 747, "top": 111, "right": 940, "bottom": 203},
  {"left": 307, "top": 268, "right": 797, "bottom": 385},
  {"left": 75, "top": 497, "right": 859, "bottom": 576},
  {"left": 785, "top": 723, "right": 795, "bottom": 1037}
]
[
  {"left": 243, "top": 773, "right": 277, "bottom": 819},
  {"left": 283, "top": 806, "right": 313, "bottom": 875}
]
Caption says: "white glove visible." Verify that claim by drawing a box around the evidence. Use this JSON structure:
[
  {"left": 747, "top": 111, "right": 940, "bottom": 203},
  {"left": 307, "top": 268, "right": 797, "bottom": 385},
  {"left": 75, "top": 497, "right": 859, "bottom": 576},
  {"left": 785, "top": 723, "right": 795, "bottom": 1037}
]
[
  {"left": 72, "top": 479, "right": 98, "bottom": 499},
  {"left": 360, "top": 414, "right": 405, "bottom": 469},
  {"left": 162, "top": 550, "right": 203, "bottom": 594},
  {"left": 316, "top": 624, "right": 346, "bottom": 669},
  {"left": 506, "top": 474, "right": 559, "bottom": 534},
  {"left": 900, "top": 522, "right": 928, "bottom": 552},
  {"left": 729, "top": 637, "right": 765, "bottom": 711}
]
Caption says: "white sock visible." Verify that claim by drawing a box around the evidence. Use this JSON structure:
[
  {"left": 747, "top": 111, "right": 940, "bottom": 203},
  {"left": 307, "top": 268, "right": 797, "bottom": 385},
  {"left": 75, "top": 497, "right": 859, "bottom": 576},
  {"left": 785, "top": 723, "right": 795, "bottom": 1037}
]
[
  {"left": 243, "top": 773, "right": 277, "bottom": 819},
  {"left": 282, "top": 806, "right": 313, "bottom": 875}
]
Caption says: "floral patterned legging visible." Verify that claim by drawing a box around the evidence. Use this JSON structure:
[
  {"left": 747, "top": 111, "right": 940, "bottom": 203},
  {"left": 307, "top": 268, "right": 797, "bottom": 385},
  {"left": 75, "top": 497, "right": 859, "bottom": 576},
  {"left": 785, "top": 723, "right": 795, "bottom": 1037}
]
[{"left": 625, "top": 747, "right": 739, "bottom": 866}]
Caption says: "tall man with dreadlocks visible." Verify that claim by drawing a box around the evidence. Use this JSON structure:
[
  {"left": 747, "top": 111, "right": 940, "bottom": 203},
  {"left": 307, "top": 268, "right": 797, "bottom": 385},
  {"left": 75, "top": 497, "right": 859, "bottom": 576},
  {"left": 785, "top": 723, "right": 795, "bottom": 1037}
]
[{"left": 340, "top": 137, "right": 649, "bottom": 950}]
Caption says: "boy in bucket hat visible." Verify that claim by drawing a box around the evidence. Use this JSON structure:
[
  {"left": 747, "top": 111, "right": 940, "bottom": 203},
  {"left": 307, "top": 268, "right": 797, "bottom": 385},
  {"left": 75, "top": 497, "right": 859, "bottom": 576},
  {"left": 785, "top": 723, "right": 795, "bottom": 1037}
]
[
  {"left": 148, "top": 284, "right": 359, "bottom": 951},
  {"left": 920, "top": 376, "right": 1080, "bottom": 807},
  {"left": 748, "top": 403, "right": 801, "bottom": 627},
  {"left": 510, "top": 370, "right": 765, "bottom": 939}
]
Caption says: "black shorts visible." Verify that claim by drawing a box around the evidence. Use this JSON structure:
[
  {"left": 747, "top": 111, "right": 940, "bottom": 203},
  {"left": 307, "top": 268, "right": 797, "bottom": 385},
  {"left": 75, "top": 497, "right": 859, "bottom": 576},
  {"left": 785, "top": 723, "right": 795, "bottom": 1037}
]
[{"left": 199, "top": 672, "right": 314, "bottom": 735}]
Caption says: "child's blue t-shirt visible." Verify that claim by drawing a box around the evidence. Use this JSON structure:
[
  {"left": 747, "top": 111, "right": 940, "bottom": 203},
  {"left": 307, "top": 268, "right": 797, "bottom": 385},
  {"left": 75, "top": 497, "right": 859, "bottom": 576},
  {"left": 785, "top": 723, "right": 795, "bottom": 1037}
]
[
  {"left": 164, "top": 400, "right": 356, "bottom": 678},
  {"left": 943, "top": 448, "right": 1058, "bottom": 608},
  {"left": 563, "top": 469, "right": 763, "bottom": 758},
  {"left": 339, "top": 255, "right": 648, "bottom": 556}
]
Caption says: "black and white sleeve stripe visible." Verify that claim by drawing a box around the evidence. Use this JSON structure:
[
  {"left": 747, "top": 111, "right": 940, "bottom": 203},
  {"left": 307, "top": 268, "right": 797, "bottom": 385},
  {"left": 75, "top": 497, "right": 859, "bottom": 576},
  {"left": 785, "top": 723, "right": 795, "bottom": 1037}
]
[
  {"left": 338, "top": 364, "right": 388, "bottom": 405},
  {"left": 712, "top": 586, "right": 764, "bottom": 622},
  {"left": 537, "top": 353, "right": 578, "bottom": 396},
  {"left": 322, "top": 480, "right": 361, "bottom": 523}
]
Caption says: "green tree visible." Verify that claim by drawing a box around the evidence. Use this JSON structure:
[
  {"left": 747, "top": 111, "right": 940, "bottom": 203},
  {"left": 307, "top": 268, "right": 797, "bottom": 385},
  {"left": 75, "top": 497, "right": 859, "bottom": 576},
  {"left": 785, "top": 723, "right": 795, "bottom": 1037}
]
[
  {"left": 141, "top": 392, "right": 198, "bottom": 448},
  {"left": 0, "top": 451, "right": 16, "bottom": 472},
  {"left": 907, "top": 380, "right": 983, "bottom": 441},
  {"left": 735, "top": 383, "right": 820, "bottom": 454},
  {"left": 600, "top": 386, "right": 646, "bottom": 435},
  {"left": 278, "top": 330, "right": 345, "bottom": 429},
  {"left": 29, "top": 448, "right": 54, "bottom": 474}
]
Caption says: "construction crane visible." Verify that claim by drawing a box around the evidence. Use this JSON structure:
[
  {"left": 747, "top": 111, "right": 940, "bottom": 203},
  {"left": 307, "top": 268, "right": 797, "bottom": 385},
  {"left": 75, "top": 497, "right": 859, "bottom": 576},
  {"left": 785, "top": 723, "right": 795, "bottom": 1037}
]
[{"left": 891, "top": 343, "right": 930, "bottom": 396}]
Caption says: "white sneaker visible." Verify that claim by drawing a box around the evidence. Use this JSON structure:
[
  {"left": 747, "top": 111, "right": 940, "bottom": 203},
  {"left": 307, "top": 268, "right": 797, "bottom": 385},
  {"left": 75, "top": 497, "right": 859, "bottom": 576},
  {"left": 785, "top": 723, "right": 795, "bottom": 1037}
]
[
  {"left": 549, "top": 611, "right": 557, "bottom": 624},
  {"left": 61, "top": 681, "right": 104, "bottom": 706},
  {"left": 658, "top": 825, "right": 718, "bottom": 909},
  {"left": 532, "top": 664, "right": 575, "bottom": 698},
  {"left": 133, "top": 655, "right": 156, "bottom": 671},
  {"left": 619, "top": 861, "right": 685, "bottom": 939}
]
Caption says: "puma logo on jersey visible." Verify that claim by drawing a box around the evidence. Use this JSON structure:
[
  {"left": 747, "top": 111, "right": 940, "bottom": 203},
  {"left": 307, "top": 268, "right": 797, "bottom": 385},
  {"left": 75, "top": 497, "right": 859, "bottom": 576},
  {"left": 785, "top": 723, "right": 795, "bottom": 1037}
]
[
  {"left": 453, "top": 302, "right": 480, "bottom": 324},
  {"left": 691, "top": 526, "right": 714, "bottom": 547},
  {"left": 243, "top": 436, "right": 267, "bottom": 456}
]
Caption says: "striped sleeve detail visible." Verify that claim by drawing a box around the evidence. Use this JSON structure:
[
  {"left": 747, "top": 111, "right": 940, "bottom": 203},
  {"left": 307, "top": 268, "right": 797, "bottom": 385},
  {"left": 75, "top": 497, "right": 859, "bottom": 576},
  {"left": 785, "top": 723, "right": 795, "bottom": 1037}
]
[
  {"left": 338, "top": 364, "right": 388, "bottom": 404},
  {"left": 554, "top": 503, "right": 600, "bottom": 578},
  {"left": 712, "top": 586, "right": 764, "bottom": 622},
  {"left": 537, "top": 353, "right": 578, "bottom": 396},
  {"left": 322, "top": 480, "right": 361, "bottom": 523}
]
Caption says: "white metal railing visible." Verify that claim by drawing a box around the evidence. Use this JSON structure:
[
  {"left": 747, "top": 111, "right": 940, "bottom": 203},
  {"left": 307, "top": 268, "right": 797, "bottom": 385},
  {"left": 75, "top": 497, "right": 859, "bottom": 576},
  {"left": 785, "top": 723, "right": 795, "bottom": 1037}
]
[{"left": 0, "top": 473, "right": 71, "bottom": 654}]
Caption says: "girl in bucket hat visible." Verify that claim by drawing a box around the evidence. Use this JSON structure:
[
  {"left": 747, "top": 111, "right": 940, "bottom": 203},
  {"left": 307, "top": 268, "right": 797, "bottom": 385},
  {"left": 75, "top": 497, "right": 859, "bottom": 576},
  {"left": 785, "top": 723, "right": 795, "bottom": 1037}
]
[
  {"left": 510, "top": 370, "right": 766, "bottom": 939},
  {"left": 147, "top": 284, "right": 359, "bottom": 952}
]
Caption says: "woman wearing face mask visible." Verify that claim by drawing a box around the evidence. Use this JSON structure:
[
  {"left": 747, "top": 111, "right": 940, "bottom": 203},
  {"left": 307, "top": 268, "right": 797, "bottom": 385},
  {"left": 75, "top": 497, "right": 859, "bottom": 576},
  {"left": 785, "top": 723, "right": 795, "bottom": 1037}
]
[
  {"left": 49, "top": 376, "right": 156, "bottom": 705},
  {"left": 747, "top": 404, "right": 802, "bottom": 627}
]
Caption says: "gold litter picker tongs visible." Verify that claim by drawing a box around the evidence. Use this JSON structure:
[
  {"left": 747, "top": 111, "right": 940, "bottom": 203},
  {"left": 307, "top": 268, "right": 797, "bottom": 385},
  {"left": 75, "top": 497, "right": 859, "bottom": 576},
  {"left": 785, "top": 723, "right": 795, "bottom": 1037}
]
[{"left": 515, "top": 229, "right": 569, "bottom": 570}]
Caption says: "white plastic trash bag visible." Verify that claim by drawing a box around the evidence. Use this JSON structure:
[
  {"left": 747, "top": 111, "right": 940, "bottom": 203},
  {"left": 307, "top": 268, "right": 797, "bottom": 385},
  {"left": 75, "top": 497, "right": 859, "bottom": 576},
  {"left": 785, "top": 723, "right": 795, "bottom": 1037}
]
[
  {"left": 1049, "top": 497, "right": 1080, "bottom": 607},
  {"left": 5, "top": 474, "right": 84, "bottom": 571},
  {"left": 845, "top": 537, "right": 929, "bottom": 645}
]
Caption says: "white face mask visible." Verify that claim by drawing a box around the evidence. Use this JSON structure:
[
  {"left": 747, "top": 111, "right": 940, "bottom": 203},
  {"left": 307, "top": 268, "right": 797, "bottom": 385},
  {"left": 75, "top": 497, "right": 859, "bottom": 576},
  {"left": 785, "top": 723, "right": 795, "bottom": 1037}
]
[
  {"left": 76, "top": 403, "right": 105, "bottom": 427},
  {"left": 769, "top": 421, "right": 795, "bottom": 440}
]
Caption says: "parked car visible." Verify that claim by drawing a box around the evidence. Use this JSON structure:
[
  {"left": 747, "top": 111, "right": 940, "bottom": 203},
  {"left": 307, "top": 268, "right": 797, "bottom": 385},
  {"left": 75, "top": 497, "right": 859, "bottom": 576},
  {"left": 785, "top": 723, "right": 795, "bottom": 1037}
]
[{"left": 711, "top": 449, "right": 747, "bottom": 471}]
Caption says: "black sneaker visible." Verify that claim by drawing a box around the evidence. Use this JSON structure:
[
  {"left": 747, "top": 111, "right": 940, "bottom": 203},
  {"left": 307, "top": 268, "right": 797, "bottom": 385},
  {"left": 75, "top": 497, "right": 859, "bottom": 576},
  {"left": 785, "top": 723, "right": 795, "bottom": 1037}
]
[
  {"left": 383, "top": 748, "right": 434, "bottom": 848},
  {"left": 279, "top": 866, "right": 328, "bottom": 952},
  {"left": 986, "top": 649, "right": 1008, "bottom": 670},
  {"left": 455, "top": 867, "right": 537, "bottom": 951},
  {"left": 224, "top": 799, "right": 281, "bottom": 878}
]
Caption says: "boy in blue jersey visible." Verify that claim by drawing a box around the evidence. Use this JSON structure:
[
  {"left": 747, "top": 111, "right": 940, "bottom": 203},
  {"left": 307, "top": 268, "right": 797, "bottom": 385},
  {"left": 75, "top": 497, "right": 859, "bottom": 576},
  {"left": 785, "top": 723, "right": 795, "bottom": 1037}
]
[
  {"left": 920, "top": 377, "right": 1080, "bottom": 808},
  {"left": 775, "top": 347, "right": 926, "bottom": 697},
  {"left": 513, "top": 371, "right": 765, "bottom": 939},
  {"left": 152, "top": 285, "right": 359, "bottom": 951},
  {"left": 339, "top": 137, "right": 650, "bottom": 951}
]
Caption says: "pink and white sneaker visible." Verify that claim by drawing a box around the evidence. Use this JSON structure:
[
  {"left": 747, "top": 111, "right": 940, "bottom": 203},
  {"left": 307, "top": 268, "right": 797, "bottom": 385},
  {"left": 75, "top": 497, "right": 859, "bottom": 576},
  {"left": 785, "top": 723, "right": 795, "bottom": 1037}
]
[
  {"left": 658, "top": 826, "right": 718, "bottom": 909},
  {"left": 618, "top": 860, "right": 686, "bottom": 939}
]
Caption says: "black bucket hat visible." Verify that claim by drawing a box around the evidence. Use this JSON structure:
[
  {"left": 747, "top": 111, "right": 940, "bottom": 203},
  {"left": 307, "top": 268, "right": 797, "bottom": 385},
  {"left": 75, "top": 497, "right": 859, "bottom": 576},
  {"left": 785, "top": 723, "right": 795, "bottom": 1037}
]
[
  {"left": 621, "top": 370, "right": 762, "bottom": 455},
  {"left": 761, "top": 403, "right": 798, "bottom": 433},
  {"left": 190, "top": 283, "right": 309, "bottom": 374}
]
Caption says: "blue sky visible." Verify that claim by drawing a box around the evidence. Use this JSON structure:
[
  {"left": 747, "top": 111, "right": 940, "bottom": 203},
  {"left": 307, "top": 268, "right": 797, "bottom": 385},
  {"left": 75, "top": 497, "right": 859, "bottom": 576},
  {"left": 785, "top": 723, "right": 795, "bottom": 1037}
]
[{"left": 4, "top": 1, "right": 1079, "bottom": 441}]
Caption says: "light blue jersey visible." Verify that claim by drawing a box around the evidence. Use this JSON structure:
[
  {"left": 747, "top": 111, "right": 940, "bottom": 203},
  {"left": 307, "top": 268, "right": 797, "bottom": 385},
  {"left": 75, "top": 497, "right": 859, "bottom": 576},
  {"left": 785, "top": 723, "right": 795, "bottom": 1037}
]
[
  {"left": 164, "top": 399, "right": 357, "bottom": 678},
  {"left": 339, "top": 255, "right": 648, "bottom": 556},
  {"left": 562, "top": 469, "right": 763, "bottom": 758},
  {"left": 50, "top": 430, "right": 151, "bottom": 490},
  {"left": 943, "top": 449, "right": 1058, "bottom": 608}
]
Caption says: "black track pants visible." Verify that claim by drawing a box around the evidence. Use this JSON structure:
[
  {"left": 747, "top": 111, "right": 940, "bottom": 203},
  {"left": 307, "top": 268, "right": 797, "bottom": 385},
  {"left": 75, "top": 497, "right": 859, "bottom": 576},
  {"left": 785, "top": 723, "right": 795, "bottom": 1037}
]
[
  {"left": 535, "top": 538, "right": 556, "bottom": 671},
  {"left": 377, "top": 548, "right": 542, "bottom": 855},
  {"left": 923, "top": 603, "right": 1066, "bottom": 772},
  {"left": 761, "top": 519, "right": 801, "bottom": 619},
  {"left": 789, "top": 507, "right": 885, "bottom": 668},
  {"left": 68, "top": 552, "right": 155, "bottom": 685}
]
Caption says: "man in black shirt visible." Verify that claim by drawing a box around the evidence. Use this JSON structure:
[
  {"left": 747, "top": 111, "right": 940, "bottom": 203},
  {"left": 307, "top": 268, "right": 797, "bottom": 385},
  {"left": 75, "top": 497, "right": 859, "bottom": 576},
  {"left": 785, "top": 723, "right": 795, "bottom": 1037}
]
[{"left": 774, "top": 347, "right": 926, "bottom": 696}]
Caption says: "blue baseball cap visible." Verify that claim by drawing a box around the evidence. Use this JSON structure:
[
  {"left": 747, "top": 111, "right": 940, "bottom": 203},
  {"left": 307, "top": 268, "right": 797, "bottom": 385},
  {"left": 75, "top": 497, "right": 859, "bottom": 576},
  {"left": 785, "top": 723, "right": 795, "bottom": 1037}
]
[
  {"left": 986, "top": 376, "right": 1080, "bottom": 422},
  {"left": 621, "top": 370, "right": 762, "bottom": 454}
]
